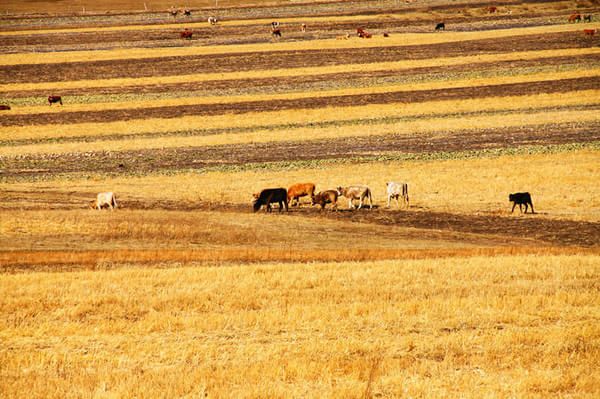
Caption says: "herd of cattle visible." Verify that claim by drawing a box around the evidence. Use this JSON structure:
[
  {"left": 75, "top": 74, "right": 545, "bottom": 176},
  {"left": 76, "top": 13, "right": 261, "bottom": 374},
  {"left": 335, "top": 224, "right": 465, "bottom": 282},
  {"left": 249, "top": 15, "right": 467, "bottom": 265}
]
[{"left": 89, "top": 185, "right": 534, "bottom": 215}]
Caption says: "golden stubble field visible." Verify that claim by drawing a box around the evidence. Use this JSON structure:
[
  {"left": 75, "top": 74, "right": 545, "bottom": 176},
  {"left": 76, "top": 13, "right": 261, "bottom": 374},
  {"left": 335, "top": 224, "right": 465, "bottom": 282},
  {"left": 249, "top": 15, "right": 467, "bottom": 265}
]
[{"left": 1, "top": 0, "right": 600, "bottom": 397}]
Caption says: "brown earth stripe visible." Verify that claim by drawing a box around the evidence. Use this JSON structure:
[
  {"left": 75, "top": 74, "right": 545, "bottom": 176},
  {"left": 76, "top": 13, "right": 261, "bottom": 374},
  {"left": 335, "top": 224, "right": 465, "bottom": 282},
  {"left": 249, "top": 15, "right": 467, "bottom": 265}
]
[
  {"left": 1, "top": 31, "right": 593, "bottom": 84},
  {"left": 301, "top": 208, "right": 600, "bottom": 247},
  {"left": 5, "top": 54, "right": 598, "bottom": 99},
  {"left": 3, "top": 121, "right": 597, "bottom": 177},
  {"left": 1, "top": 76, "right": 598, "bottom": 127}
]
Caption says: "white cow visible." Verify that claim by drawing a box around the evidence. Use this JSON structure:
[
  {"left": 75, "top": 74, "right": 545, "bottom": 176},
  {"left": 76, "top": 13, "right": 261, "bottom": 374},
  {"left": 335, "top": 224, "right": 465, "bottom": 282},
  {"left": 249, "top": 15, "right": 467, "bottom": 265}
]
[
  {"left": 90, "top": 192, "right": 118, "bottom": 210},
  {"left": 336, "top": 185, "right": 373, "bottom": 209},
  {"left": 386, "top": 182, "right": 409, "bottom": 208},
  {"left": 208, "top": 16, "right": 218, "bottom": 25}
]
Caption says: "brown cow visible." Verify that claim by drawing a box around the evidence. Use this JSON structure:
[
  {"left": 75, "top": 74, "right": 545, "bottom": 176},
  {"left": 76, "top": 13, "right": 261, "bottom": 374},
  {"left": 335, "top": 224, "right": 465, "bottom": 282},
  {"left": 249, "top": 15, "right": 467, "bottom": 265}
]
[
  {"left": 569, "top": 13, "right": 582, "bottom": 23},
  {"left": 287, "top": 183, "right": 316, "bottom": 207},
  {"left": 0, "top": 105, "right": 10, "bottom": 110},
  {"left": 584, "top": 29, "right": 596, "bottom": 36},
  {"left": 180, "top": 29, "right": 193, "bottom": 39},
  {"left": 357, "top": 28, "right": 372, "bottom": 38},
  {"left": 488, "top": 6, "right": 497, "bottom": 13},
  {"left": 48, "top": 95, "right": 62, "bottom": 106},
  {"left": 311, "top": 190, "right": 338, "bottom": 211}
]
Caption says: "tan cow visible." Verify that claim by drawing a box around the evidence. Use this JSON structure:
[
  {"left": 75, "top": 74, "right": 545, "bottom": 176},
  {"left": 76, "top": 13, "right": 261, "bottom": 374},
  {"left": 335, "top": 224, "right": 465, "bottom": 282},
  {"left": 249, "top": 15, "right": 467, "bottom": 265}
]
[
  {"left": 287, "top": 182, "right": 316, "bottom": 206},
  {"left": 90, "top": 192, "right": 118, "bottom": 210},
  {"left": 337, "top": 185, "right": 373, "bottom": 210},
  {"left": 311, "top": 190, "right": 338, "bottom": 211}
]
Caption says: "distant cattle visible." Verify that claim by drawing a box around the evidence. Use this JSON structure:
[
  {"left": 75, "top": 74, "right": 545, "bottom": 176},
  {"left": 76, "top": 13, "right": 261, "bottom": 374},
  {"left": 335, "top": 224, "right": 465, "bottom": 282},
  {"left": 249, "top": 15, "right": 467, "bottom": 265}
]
[
  {"left": 48, "top": 95, "right": 62, "bottom": 106},
  {"left": 180, "top": 29, "right": 193, "bottom": 39},
  {"left": 271, "top": 28, "right": 282, "bottom": 38},
  {"left": 336, "top": 34, "right": 350, "bottom": 40},
  {"left": 287, "top": 183, "right": 316, "bottom": 207},
  {"left": 90, "top": 192, "right": 118, "bottom": 211},
  {"left": 301, "top": 23, "right": 307, "bottom": 32},
  {"left": 488, "top": 6, "right": 497, "bottom": 13},
  {"left": 312, "top": 190, "right": 338, "bottom": 211},
  {"left": 169, "top": 7, "right": 178, "bottom": 17},
  {"left": 0, "top": 105, "right": 10, "bottom": 110},
  {"left": 271, "top": 21, "right": 280, "bottom": 29},
  {"left": 253, "top": 188, "right": 288, "bottom": 212},
  {"left": 208, "top": 16, "right": 218, "bottom": 25},
  {"left": 584, "top": 28, "right": 596, "bottom": 36},
  {"left": 357, "top": 27, "right": 372, "bottom": 38},
  {"left": 337, "top": 185, "right": 373, "bottom": 210},
  {"left": 569, "top": 13, "right": 582, "bottom": 23},
  {"left": 583, "top": 14, "right": 592, "bottom": 22},
  {"left": 509, "top": 192, "right": 535, "bottom": 214},
  {"left": 435, "top": 22, "right": 445, "bottom": 31},
  {"left": 383, "top": 32, "right": 389, "bottom": 37},
  {"left": 386, "top": 182, "right": 409, "bottom": 208},
  {"left": 183, "top": 8, "right": 191, "bottom": 16}
]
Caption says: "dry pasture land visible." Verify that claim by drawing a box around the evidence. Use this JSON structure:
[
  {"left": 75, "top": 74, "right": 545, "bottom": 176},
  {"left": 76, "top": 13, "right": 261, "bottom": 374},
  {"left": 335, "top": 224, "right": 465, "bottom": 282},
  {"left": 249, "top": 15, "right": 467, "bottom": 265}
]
[{"left": 1, "top": 0, "right": 599, "bottom": 397}]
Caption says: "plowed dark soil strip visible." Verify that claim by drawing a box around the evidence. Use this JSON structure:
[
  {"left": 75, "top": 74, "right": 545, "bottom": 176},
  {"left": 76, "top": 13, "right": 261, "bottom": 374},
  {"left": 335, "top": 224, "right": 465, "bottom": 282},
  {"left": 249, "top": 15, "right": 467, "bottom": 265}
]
[
  {"left": 6, "top": 55, "right": 598, "bottom": 98},
  {"left": 299, "top": 208, "right": 600, "bottom": 247},
  {"left": 1, "top": 31, "right": 593, "bottom": 84},
  {"left": 2, "top": 76, "right": 597, "bottom": 127},
  {"left": 3, "top": 122, "right": 597, "bottom": 177}
]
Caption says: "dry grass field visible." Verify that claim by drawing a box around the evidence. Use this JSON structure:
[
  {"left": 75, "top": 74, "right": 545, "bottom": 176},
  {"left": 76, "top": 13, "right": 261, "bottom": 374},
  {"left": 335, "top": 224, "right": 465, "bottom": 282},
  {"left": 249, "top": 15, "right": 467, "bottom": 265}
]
[{"left": 1, "top": 0, "right": 599, "bottom": 397}]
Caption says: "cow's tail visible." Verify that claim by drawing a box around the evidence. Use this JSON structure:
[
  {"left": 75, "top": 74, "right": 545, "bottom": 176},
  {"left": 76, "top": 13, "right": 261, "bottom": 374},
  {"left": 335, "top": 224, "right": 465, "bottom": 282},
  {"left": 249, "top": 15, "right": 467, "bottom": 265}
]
[
  {"left": 112, "top": 194, "right": 118, "bottom": 209},
  {"left": 367, "top": 187, "right": 373, "bottom": 207}
]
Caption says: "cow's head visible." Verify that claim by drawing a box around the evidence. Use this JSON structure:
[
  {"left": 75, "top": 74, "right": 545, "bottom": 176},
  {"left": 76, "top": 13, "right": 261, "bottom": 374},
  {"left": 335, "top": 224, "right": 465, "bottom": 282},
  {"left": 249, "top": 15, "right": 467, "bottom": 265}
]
[
  {"left": 508, "top": 194, "right": 515, "bottom": 202},
  {"left": 336, "top": 186, "right": 343, "bottom": 195},
  {"left": 89, "top": 200, "right": 97, "bottom": 209},
  {"left": 252, "top": 200, "right": 262, "bottom": 212}
]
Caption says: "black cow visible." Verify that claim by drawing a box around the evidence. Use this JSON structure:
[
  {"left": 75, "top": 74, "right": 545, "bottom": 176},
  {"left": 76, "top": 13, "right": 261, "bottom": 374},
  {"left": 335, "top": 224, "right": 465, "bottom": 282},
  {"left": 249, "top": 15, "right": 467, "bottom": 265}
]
[
  {"left": 0, "top": 105, "right": 10, "bottom": 110},
  {"left": 253, "top": 188, "right": 288, "bottom": 212},
  {"left": 509, "top": 192, "right": 535, "bottom": 214},
  {"left": 435, "top": 22, "right": 445, "bottom": 31},
  {"left": 271, "top": 29, "right": 282, "bottom": 38}
]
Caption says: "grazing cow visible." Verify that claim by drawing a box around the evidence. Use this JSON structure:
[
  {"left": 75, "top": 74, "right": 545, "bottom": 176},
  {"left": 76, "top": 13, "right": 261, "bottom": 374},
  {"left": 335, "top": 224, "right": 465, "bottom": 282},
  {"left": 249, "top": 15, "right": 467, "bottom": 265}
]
[
  {"left": 584, "top": 28, "right": 596, "bottom": 36},
  {"left": 271, "top": 21, "right": 280, "bottom": 29},
  {"left": 583, "top": 14, "right": 592, "bottom": 22},
  {"left": 0, "top": 105, "right": 10, "bottom": 110},
  {"left": 435, "top": 22, "right": 445, "bottom": 31},
  {"left": 169, "top": 7, "right": 178, "bottom": 17},
  {"left": 208, "top": 16, "right": 218, "bottom": 25},
  {"left": 180, "top": 29, "right": 193, "bottom": 39},
  {"left": 383, "top": 32, "right": 389, "bottom": 37},
  {"left": 312, "top": 190, "right": 338, "bottom": 211},
  {"left": 253, "top": 188, "right": 288, "bottom": 213},
  {"left": 287, "top": 183, "right": 316, "bottom": 207},
  {"left": 48, "top": 95, "right": 62, "bottom": 106},
  {"left": 271, "top": 28, "right": 282, "bottom": 38},
  {"left": 337, "top": 185, "right": 373, "bottom": 210},
  {"left": 90, "top": 192, "right": 118, "bottom": 211},
  {"left": 301, "top": 23, "right": 307, "bottom": 32},
  {"left": 569, "top": 13, "right": 582, "bottom": 23},
  {"left": 356, "top": 28, "right": 372, "bottom": 38},
  {"left": 509, "top": 192, "right": 535, "bottom": 214},
  {"left": 386, "top": 181, "right": 409, "bottom": 208},
  {"left": 183, "top": 8, "right": 191, "bottom": 16},
  {"left": 488, "top": 6, "right": 497, "bottom": 13}
]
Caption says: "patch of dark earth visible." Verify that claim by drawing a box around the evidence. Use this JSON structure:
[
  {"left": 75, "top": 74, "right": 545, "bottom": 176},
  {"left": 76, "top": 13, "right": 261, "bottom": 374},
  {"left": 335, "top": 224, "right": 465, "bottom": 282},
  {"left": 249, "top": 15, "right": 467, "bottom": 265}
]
[
  {"left": 1, "top": 31, "right": 594, "bottom": 83},
  {"left": 5, "top": 55, "right": 597, "bottom": 99},
  {"left": 2, "top": 76, "right": 598, "bottom": 127},
  {"left": 2, "top": 122, "right": 597, "bottom": 178}
]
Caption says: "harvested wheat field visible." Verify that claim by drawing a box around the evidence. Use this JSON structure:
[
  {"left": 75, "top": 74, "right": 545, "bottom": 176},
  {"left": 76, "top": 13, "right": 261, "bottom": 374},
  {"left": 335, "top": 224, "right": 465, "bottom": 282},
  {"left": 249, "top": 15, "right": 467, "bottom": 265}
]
[{"left": 1, "top": 0, "right": 599, "bottom": 397}]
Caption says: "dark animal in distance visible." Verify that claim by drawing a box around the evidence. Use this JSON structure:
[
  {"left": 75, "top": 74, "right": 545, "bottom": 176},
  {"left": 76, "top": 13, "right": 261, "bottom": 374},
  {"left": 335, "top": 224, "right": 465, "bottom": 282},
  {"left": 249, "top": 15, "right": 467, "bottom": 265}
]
[
  {"left": 568, "top": 13, "right": 582, "bottom": 23},
  {"left": 48, "top": 95, "right": 62, "bottom": 106},
  {"left": 312, "top": 190, "right": 338, "bottom": 211},
  {"left": 488, "top": 6, "right": 497, "bottom": 13},
  {"left": 509, "top": 192, "right": 535, "bottom": 214},
  {"left": 253, "top": 188, "right": 288, "bottom": 212},
  {"left": 301, "top": 23, "right": 307, "bottom": 32},
  {"left": 180, "top": 29, "right": 193, "bottom": 39},
  {"left": 271, "top": 21, "right": 280, "bottom": 29},
  {"left": 383, "top": 32, "right": 389, "bottom": 37},
  {"left": 357, "top": 27, "right": 372, "bottom": 38},
  {"left": 0, "top": 105, "right": 10, "bottom": 110},
  {"left": 583, "top": 29, "right": 596, "bottom": 36},
  {"left": 583, "top": 14, "right": 592, "bottom": 22},
  {"left": 435, "top": 22, "right": 445, "bottom": 31},
  {"left": 287, "top": 183, "right": 316, "bottom": 207},
  {"left": 183, "top": 8, "right": 191, "bottom": 16},
  {"left": 208, "top": 16, "right": 218, "bottom": 25},
  {"left": 271, "top": 28, "right": 282, "bottom": 38}
]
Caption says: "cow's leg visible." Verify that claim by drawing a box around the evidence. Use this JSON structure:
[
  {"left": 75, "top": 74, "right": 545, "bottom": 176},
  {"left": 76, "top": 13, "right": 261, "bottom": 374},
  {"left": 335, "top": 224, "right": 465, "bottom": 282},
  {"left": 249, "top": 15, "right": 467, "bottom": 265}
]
[
  {"left": 386, "top": 195, "right": 391, "bottom": 208},
  {"left": 511, "top": 202, "right": 516, "bottom": 213},
  {"left": 348, "top": 199, "right": 354, "bottom": 209},
  {"left": 395, "top": 196, "right": 400, "bottom": 208},
  {"left": 369, "top": 193, "right": 373, "bottom": 209},
  {"left": 518, "top": 203, "right": 523, "bottom": 213}
]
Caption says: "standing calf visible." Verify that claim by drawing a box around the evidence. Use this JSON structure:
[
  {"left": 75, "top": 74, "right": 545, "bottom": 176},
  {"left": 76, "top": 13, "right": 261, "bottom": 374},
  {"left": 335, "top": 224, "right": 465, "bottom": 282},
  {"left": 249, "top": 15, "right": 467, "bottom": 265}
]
[
  {"left": 337, "top": 185, "right": 373, "bottom": 210},
  {"left": 509, "top": 192, "right": 535, "bottom": 214},
  {"left": 311, "top": 190, "right": 338, "bottom": 211},
  {"left": 253, "top": 188, "right": 288, "bottom": 213},
  {"left": 386, "top": 182, "right": 409, "bottom": 208}
]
